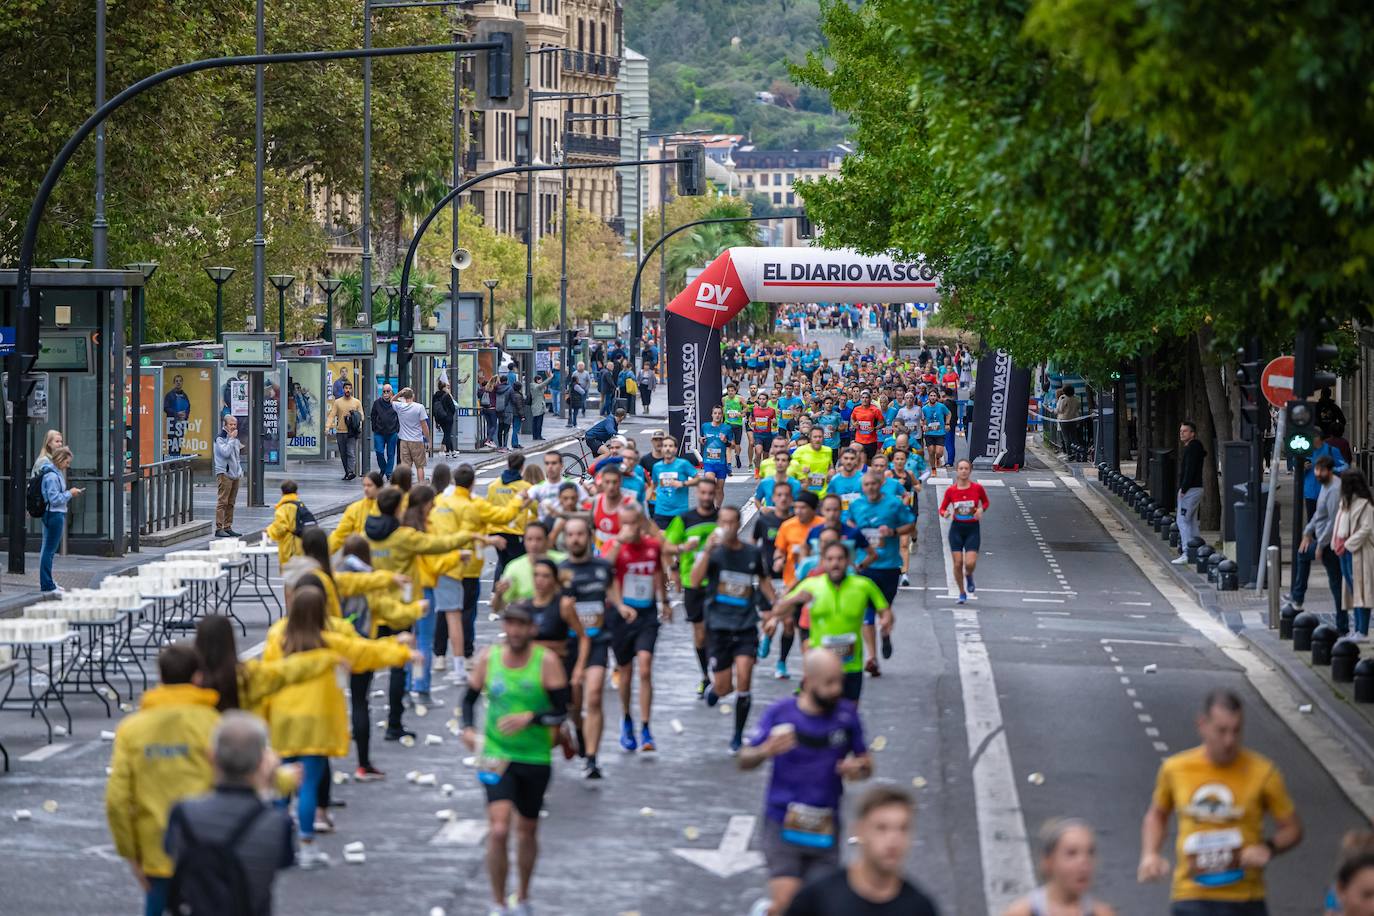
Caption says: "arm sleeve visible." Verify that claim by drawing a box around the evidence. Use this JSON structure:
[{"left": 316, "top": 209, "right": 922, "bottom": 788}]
[
  {"left": 1261, "top": 763, "right": 1296, "bottom": 820},
  {"left": 41, "top": 470, "right": 72, "bottom": 509},
  {"left": 373, "top": 595, "right": 428, "bottom": 631},
  {"left": 1150, "top": 762, "right": 1175, "bottom": 813},
  {"left": 265, "top": 504, "right": 292, "bottom": 543},
  {"left": 328, "top": 503, "right": 361, "bottom": 554},
  {"left": 104, "top": 730, "right": 138, "bottom": 861},
  {"left": 238, "top": 650, "right": 340, "bottom": 710},
  {"left": 334, "top": 569, "right": 397, "bottom": 597},
  {"left": 323, "top": 630, "right": 412, "bottom": 672},
  {"left": 747, "top": 702, "right": 778, "bottom": 748}
]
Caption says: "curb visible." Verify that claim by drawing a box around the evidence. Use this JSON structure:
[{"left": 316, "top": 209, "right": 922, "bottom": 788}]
[{"left": 1041, "top": 440, "right": 1374, "bottom": 776}]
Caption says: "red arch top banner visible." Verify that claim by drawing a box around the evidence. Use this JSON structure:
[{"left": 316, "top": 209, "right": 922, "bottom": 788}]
[{"left": 666, "top": 247, "right": 940, "bottom": 327}]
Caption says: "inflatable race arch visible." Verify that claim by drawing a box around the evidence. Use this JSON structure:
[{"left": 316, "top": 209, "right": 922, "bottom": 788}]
[{"left": 665, "top": 247, "right": 938, "bottom": 457}]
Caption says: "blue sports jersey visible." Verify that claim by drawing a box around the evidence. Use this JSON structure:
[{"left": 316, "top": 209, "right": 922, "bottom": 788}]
[
  {"left": 827, "top": 472, "right": 865, "bottom": 510},
  {"left": 922, "top": 403, "right": 950, "bottom": 435},
  {"left": 754, "top": 476, "right": 803, "bottom": 507},
  {"left": 652, "top": 458, "right": 697, "bottom": 517},
  {"left": 845, "top": 494, "right": 915, "bottom": 569}
]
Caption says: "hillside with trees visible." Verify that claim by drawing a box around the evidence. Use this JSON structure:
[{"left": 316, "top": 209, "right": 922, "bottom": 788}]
[{"left": 624, "top": 0, "right": 848, "bottom": 149}]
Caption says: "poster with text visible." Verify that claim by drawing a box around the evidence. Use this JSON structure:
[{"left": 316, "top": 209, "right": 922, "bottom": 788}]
[
  {"left": 286, "top": 360, "right": 325, "bottom": 458},
  {"left": 124, "top": 370, "right": 159, "bottom": 470},
  {"left": 159, "top": 365, "right": 215, "bottom": 464}
]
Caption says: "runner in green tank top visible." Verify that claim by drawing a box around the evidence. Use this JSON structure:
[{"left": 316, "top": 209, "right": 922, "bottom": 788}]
[{"left": 461, "top": 603, "right": 570, "bottom": 914}]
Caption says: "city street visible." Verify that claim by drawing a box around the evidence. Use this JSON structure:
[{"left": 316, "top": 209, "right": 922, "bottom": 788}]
[{"left": 3, "top": 343, "right": 1370, "bottom": 914}]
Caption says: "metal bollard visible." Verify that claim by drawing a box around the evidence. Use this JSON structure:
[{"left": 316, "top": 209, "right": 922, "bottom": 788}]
[
  {"left": 1194, "top": 545, "right": 1213, "bottom": 576},
  {"left": 1267, "top": 546, "right": 1281, "bottom": 629},
  {"left": 1333, "top": 639, "right": 1360, "bottom": 682},
  {"left": 1279, "top": 603, "right": 1298, "bottom": 639}
]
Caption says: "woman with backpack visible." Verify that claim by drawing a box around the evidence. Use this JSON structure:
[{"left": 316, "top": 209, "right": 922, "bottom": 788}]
[
  {"left": 509, "top": 380, "right": 527, "bottom": 450},
  {"left": 432, "top": 379, "right": 458, "bottom": 458},
  {"left": 33, "top": 445, "right": 81, "bottom": 595},
  {"left": 480, "top": 376, "right": 501, "bottom": 450}
]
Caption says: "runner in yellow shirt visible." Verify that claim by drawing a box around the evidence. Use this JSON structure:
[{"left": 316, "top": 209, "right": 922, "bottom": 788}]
[
  {"left": 1138, "top": 689, "right": 1302, "bottom": 913},
  {"left": 790, "top": 426, "right": 834, "bottom": 498}
]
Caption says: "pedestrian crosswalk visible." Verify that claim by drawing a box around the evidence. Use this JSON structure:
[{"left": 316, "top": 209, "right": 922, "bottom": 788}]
[{"left": 925, "top": 473, "right": 1083, "bottom": 491}]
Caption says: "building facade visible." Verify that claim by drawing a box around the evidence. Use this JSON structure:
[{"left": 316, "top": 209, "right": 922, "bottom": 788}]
[
  {"left": 617, "top": 46, "right": 650, "bottom": 255},
  {"left": 560, "top": 0, "right": 626, "bottom": 234}
]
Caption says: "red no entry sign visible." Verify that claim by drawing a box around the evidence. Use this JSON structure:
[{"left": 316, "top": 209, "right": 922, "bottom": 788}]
[{"left": 1262, "top": 355, "right": 1295, "bottom": 407}]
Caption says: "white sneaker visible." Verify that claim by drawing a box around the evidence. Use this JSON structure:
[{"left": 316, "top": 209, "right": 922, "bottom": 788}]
[
  {"left": 444, "top": 666, "right": 465, "bottom": 684},
  {"left": 297, "top": 842, "right": 331, "bottom": 870},
  {"left": 1352, "top": 633, "right": 1369, "bottom": 643},
  {"left": 1171, "top": 555, "right": 1190, "bottom": 565},
  {"left": 432, "top": 655, "right": 447, "bottom": 672}
]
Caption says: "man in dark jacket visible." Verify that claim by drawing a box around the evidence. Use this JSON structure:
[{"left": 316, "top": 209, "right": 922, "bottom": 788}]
[
  {"left": 600, "top": 361, "right": 619, "bottom": 417},
  {"left": 164, "top": 712, "right": 294, "bottom": 912},
  {"left": 1173, "top": 420, "right": 1206, "bottom": 564},
  {"left": 370, "top": 383, "right": 400, "bottom": 479}
]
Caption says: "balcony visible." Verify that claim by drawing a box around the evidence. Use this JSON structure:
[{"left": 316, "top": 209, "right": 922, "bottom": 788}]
[
  {"left": 561, "top": 50, "right": 621, "bottom": 79},
  {"left": 564, "top": 132, "right": 621, "bottom": 158}
]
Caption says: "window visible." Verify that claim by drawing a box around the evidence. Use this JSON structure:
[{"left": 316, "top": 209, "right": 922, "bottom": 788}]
[
  {"left": 601, "top": 22, "right": 607, "bottom": 59},
  {"left": 470, "top": 114, "right": 485, "bottom": 160},
  {"left": 578, "top": 19, "right": 584, "bottom": 50},
  {"left": 516, "top": 115, "right": 530, "bottom": 164},
  {"left": 787, "top": 173, "right": 796, "bottom": 184},
  {"left": 468, "top": 190, "right": 485, "bottom": 223},
  {"left": 516, "top": 192, "right": 529, "bottom": 238},
  {"left": 773, "top": 192, "right": 782, "bottom": 204},
  {"left": 787, "top": 192, "right": 796, "bottom": 205}
]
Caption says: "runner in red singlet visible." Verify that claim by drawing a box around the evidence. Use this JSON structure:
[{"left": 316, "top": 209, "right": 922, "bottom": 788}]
[{"left": 585, "top": 464, "right": 637, "bottom": 552}]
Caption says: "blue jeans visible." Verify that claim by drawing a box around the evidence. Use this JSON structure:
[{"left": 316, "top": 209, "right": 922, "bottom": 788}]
[
  {"left": 282, "top": 754, "right": 327, "bottom": 839},
  {"left": 39, "top": 510, "right": 64, "bottom": 592},
  {"left": 945, "top": 426, "right": 956, "bottom": 465},
  {"left": 372, "top": 432, "right": 398, "bottom": 477},
  {"left": 551, "top": 388, "right": 562, "bottom": 415},
  {"left": 407, "top": 590, "right": 436, "bottom": 694},
  {"left": 144, "top": 877, "right": 170, "bottom": 916},
  {"left": 510, "top": 415, "right": 523, "bottom": 449},
  {"left": 600, "top": 392, "right": 614, "bottom": 416},
  {"left": 1340, "top": 553, "right": 1369, "bottom": 634},
  {"left": 1292, "top": 541, "right": 1344, "bottom": 621}
]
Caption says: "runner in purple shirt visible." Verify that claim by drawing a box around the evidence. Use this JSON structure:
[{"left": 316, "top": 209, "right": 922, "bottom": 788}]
[{"left": 738, "top": 650, "right": 873, "bottom": 916}]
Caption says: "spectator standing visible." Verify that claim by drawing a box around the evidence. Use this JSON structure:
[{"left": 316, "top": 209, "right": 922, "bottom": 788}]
[
  {"left": 1172, "top": 421, "right": 1206, "bottom": 565},
  {"left": 327, "top": 381, "right": 363, "bottom": 480},
  {"left": 1055, "top": 384, "right": 1082, "bottom": 453},
  {"left": 599, "top": 359, "right": 619, "bottom": 417},
  {"left": 481, "top": 376, "right": 501, "bottom": 448},
  {"left": 638, "top": 362, "right": 656, "bottom": 412},
  {"left": 105, "top": 645, "right": 220, "bottom": 916},
  {"left": 1317, "top": 386, "right": 1348, "bottom": 440},
  {"left": 1336, "top": 468, "right": 1374, "bottom": 640},
  {"left": 618, "top": 360, "right": 637, "bottom": 415},
  {"left": 432, "top": 379, "right": 458, "bottom": 458},
  {"left": 570, "top": 362, "right": 591, "bottom": 427},
  {"left": 163, "top": 712, "right": 295, "bottom": 916},
  {"left": 35, "top": 445, "right": 81, "bottom": 595},
  {"left": 394, "top": 387, "right": 431, "bottom": 482},
  {"left": 1291, "top": 456, "right": 1344, "bottom": 622},
  {"left": 1305, "top": 428, "right": 1349, "bottom": 517},
  {"left": 495, "top": 374, "right": 515, "bottom": 450},
  {"left": 31, "top": 428, "right": 63, "bottom": 474},
  {"left": 528, "top": 372, "right": 548, "bottom": 441},
  {"left": 510, "top": 380, "right": 528, "bottom": 450},
  {"left": 370, "top": 383, "right": 400, "bottom": 480},
  {"left": 548, "top": 365, "right": 563, "bottom": 419},
  {"left": 213, "top": 416, "right": 243, "bottom": 539}
]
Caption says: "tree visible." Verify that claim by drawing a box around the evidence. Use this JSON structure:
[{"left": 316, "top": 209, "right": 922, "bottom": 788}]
[{"left": 639, "top": 196, "right": 757, "bottom": 308}]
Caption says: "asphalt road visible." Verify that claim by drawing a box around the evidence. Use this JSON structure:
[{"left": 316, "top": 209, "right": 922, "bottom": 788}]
[{"left": 2, "top": 330, "right": 1370, "bottom": 915}]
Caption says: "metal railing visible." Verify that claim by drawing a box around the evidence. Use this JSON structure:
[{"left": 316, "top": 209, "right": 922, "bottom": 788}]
[
  {"left": 136, "top": 458, "right": 194, "bottom": 535},
  {"left": 561, "top": 50, "right": 620, "bottom": 78},
  {"left": 564, "top": 132, "right": 621, "bottom": 158}
]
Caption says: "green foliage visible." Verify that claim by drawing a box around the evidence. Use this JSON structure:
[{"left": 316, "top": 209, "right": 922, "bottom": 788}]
[
  {"left": 639, "top": 196, "right": 757, "bottom": 307},
  {"left": 624, "top": 0, "right": 849, "bottom": 148},
  {"left": 0, "top": 0, "right": 457, "bottom": 343}
]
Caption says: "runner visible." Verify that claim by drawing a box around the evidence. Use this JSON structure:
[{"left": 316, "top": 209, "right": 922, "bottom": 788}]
[
  {"left": 691, "top": 505, "right": 777, "bottom": 753},
  {"left": 664, "top": 477, "right": 721, "bottom": 697},
  {"left": 460, "top": 603, "right": 570, "bottom": 916},
  {"left": 938, "top": 458, "right": 989, "bottom": 605},
  {"left": 792, "top": 426, "right": 835, "bottom": 499},
  {"left": 1137, "top": 690, "right": 1302, "bottom": 915},
  {"left": 1004, "top": 818, "right": 1115, "bottom": 916},
  {"left": 739, "top": 649, "right": 871, "bottom": 916},
  {"left": 723, "top": 384, "right": 748, "bottom": 469},
  {"left": 751, "top": 390, "right": 779, "bottom": 474},
  {"left": 922, "top": 390, "right": 951, "bottom": 474},
  {"left": 887, "top": 448, "right": 922, "bottom": 586},
  {"left": 846, "top": 471, "right": 915, "bottom": 675},
  {"left": 701, "top": 405, "right": 734, "bottom": 480},
  {"left": 751, "top": 485, "right": 797, "bottom": 677},
  {"left": 602, "top": 504, "right": 671, "bottom": 754},
  {"left": 849, "top": 389, "right": 884, "bottom": 463},
  {"left": 528, "top": 557, "right": 588, "bottom": 708},
  {"left": 585, "top": 464, "right": 637, "bottom": 552},
  {"left": 491, "top": 520, "right": 566, "bottom": 612},
  {"left": 557, "top": 517, "right": 627, "bottom": 779},
  {"left": 770, "top": 541, "right": 891, "bottom": 705},
  {"left": 825, "top": 448, "right": 866, "bottom": 512},
  {"left": 650, "top": 435, "right": 700, "bottom": 531},
  {"left": 754, "top": 452, "right": 804, "bottom": 511}
]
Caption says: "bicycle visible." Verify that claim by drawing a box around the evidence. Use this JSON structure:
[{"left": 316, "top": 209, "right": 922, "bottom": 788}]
[{"left": 560, "top": 434, "right": 596, "bottom": 480}]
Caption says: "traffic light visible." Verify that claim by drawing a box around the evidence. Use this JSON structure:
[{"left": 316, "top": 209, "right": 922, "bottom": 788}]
[
  {"left": 677, "top": 142, "right": 707, "bottom": 196},
  {"left": 1294, "top": 318, "right": 1338, "bottom": 399},
  {"left": 1285, "top": 399, "right": 1316, "bottom": 456},
  {"left": 1236, "top": 351, "right": 1265, "bottom": 434},
  {"left": 796, "top": 211, "right": 814, "bottom": 239},
  {"left": 474, "top": 20, "right": 526, "bottom": 110}
]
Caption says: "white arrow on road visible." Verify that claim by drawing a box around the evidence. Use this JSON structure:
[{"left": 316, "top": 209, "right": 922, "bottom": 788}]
[{"left": 671, "top": 815, "right": 764, "bottom": 878}]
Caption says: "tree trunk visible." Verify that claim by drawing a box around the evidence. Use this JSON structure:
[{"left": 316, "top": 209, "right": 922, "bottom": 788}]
[
  {"left": 1196, "top": 327, "right": 1234, "bottom": 449},
  {"left": 1188, "top": 335, "right": 1223, "bottom": 532}
]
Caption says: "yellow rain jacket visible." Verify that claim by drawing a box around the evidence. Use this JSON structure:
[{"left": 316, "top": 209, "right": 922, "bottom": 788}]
[
  {"left": 362, "top": 513, "right": 466, "bottom": 581},
  {"left": 265, "top": 493, "right": 304, "bottom": 566},
  {"left": 105, "top": 683, "right": 221, "bottom": 878},
  {"left": 328, "top": 495, "right": 378, "bottom": 553},
  {"left": 486, "top": 475, "right": 535, "bottom": 536},
  {"left": 430, "top": 485, "right": 525, "bottom": 579},
  {"left": 261, "top": 618, "right": 411, "bottom": 757},
  {"left": 236, "top": 649, "right": 339, "bottom": 717}
]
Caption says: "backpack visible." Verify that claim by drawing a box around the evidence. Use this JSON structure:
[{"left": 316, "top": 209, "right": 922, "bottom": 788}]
[
  {"left": 166, "top": 802, "right": 268, "bottom": 916},
  {"left": 343, "top": 592, "right": 371, "bottom": 638},
  {"left": 26, "top": 466, "right": 55, "bottom": 519},
  {"left": 344, "top": 409, "right": 362, "bottom": 436},
  {"left": 293, "top": 499, "right": 318, "bottom": 537},
  {"left": 625, "top": 376, "right": 638, "bottom": 395}
]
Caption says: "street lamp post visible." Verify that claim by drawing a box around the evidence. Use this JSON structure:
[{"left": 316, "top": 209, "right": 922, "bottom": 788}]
[
  {"left": 269, "top": 274, "right": 295, "bottom": 343},
  {"left": 317, "top": 277, "right": 343, "bottom": 342},
  {"left": 123, "top": 261, "right": 158, "bottom": 552},
  {"left": 483, "top": 278, "right": 499, "bottom": 339},
  {"left": 383, "top": 284, "right": 401, "bottom": 385},
  {"left": 205, "top": 266, "right": 236, "bottom": 343}
]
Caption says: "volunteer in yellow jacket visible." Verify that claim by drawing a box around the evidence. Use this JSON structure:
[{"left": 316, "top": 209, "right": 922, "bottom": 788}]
[
  {"left": 364, "top": 484, "right": 470, "bottom": 582},
  {"left": 193, "top": 614, "right": 339, "bottom": 716},
  {"left": 1138, "top": 689, "right": 1301, "bottom": 912},
  {"left": 429, "top": 463, "right": 533, "bottom": 685},
  {"left": 105, "top": 644, "right": 221, "bottom": 916},
  {"left": 328, "top": 470, "right": 384, "bottom": 553},
  {"left": 261, "top": 580, "right": 419, "bottom": 868},
  {"left": 486, "top": 453, "right": 539, "bottom": 578},
  {"left": 265, "top": 479, "right": 307, "bottom": 566}
]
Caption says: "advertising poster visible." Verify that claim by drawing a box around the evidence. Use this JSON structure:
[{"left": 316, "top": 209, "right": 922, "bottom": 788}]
[
  {"left": 159, "top": 365, "right": 215, "bottom": 463},
  {"left": 124, "top": 370, "right": 158, "bottom": 469},
  {"left": 263, "top": 371, "right": 282, "bottom": 466},
  {"left": 217, "top": 365, "right": 283, "bottom": 467},
  {"left": 327, "top": 361, "right": 357, "bottom": 400},
  {"left": 476, "top": 348, "right": 497, "bottom": 385},
  {"left": 286, "top": 360, "right": 324, "bottom": 458},
  {"left": 454, "top": 351, "right": 478, "bottom": 410}
]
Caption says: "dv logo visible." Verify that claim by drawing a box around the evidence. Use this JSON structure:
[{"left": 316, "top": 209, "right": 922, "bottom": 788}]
[{"left": 694, "top": 282, "right": 733, "bottom": 311}]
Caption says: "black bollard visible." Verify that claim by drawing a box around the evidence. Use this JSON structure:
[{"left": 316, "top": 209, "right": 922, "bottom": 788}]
[
  {"left": 1354, "top": 658, "right": 1374, "bottom": 703},
  {"left": 1333, "top": 639, "right": 1361, "bottom": 682},
  {"left": 1292, "top": 611, "right": 1320, "bottom": 652},
  {"left": 1206, "top": 553, "right": 1223, "bottom": 584},
  {"left": 1217, "top": 559, "right": 1239, "bottom": 591},
  {"left": 1186, "top": 537, "right": 1205, "bottom": 564},
  {"left": 1279, "top": 603, "right": 1297, "bottom": 640},
  {"left": 1194, "top": 545, "right": 1213, "bottom": 576},
  {"left": 1168, "top": 523, "right": 1181, "bottom": 549},
  {"left": 1311, "top": 623, "right": 1339, "bottom": 666}
]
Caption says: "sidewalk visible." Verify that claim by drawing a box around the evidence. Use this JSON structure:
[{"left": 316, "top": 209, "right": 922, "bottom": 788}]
[{"left": 1030, "top": 437, "right": 1374, "bottom": 774}]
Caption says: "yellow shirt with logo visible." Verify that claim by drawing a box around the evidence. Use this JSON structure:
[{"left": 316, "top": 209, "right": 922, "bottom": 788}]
[
  {"left": 790, "top": 444, "right": 834, "bottom": 497},
  {"left": 1152, "top": 746, "right": 1295, "bottom": 902}
]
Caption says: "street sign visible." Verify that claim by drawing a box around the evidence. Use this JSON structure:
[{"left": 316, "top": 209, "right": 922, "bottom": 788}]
[
  {"left": 504, "top": 331, "right": 535, "bottom": 352},
  {"left": 0, "top": 326, "right": 15, "bottom": 356},
  {"left": 222, "top": 333, "right": 277, "bottom": 369},
  {"left": 1261, "top": 355, "right": 1295, "bottom": 408}
]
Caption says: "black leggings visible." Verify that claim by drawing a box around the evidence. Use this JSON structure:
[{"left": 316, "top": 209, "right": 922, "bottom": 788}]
[
  {"left": 377, "top": 624, "right": 408, "bottom": 728},
  {"left": 493, "top": 534, "right": 526, "bottom": 580},
  {"left": 349, "top": 670, "right": 375, "bottom": 768}
]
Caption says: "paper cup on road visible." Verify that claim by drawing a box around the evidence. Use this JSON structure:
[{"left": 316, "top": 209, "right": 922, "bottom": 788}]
[
  {"left": 441, "top": 783, "right": 455, "bottom": 797},
  {"left": 1143, "top": 663, "right": 1158, "bottom": 674},
  {"left": 425, "top": 734, "right": 443, "bottom": 746},
  {"left": 639, "top": 806, "right": 655, "bottom": 817},
  {"left": 912, "top": 776, "right": 928, "bottom": 789},
  {"left": 100, "top": 730, "right": 115, "bottom": 742},
  {"left": 399, "top": 735, "right": 416, "bottom": 748},
  {"left": 435, "top": 809, "right": 456, "bottom": 821},
  {"left": 406, "top": 770, "right": 421, "bottom": 783},
  {"left": 462, "top": 756, "right": 477, "bottom": 768},
  {"left": 683, "top": 826, "right": 700, "bottom": 841},
  {"left": 54, "top": 725, "right": 67, "bottom": 737},
  {"left": 41, "top": 800, "right": 58, "bottom": 813},
  {"left": 1299, "top": 704, "right": 1313, "bottom": 714},
  {"left": 13, "top": 809, "right": 32, "bottom": 821},
  {"left": 414, "top": 705, "right": 428, "bottom": 718},
  {"left": 343, "top": 841, "right": 365, "bottom": 855},
  {"left": 343, "top": 851, "right": 366, "bottom": 865},
  {"left": 332, "top": 770, "right": 349, "bottom": 785},
  {"left": 1027, "top": 772, "right": 1046, "bottom": 786},
  {"left": 416, "top": 773, "right": 437, "bottom": 786},
  {"left": 670, "top": 719, "right": 685, "bottom": 734},
  {"left": 869, "top": 735, "right": 887, "bottom": 752}
]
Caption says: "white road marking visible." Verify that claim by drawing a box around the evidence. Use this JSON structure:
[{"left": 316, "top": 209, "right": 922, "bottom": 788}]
[
  {"left": 671, "top": 815, "right": 765, "bottom": 878},
  {"left": 1031, "top": 611, "right": 1071, "bottom": 616},
  {"left": 1070, "top": 477, "right": 1374, "bottom": 819},
  {"left": 19, "top": 742, "right": 74, "bottom": 762},
  {"left": 1097, "top": 638, "right": 1182, "bottom": 648},
  {"left": 1022, "top": 598, "right": 1065, "bottom": 604},
  {"left": 1025, "top": 479, "right": 1056, "bottom": 489},
  {"left": 1120, "top": 601, "right": 1154, "bottom": 607},
  {"left": 1057, "top": 475, "right": 1082, "bottom": 488}
]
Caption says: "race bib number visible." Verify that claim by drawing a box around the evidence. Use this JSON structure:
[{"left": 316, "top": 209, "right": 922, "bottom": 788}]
[
  {"left": 820, "top": 632, "right": 857, "bottom": 664},
  {"left": 782, "top": 802, "right": 836, "bottom": 849},
  {"left": 822, "top": 425, "right": 836, "bottom": 438},
  {"left": 952, "top": 499, "right": 976, "bottom": 520},
  {"left": 861, "top": 527, "right": 882, "bottom": 542},
  {"left": 717, "top": 570, "right": 756, "bottom": 606},
  {"left": 807, "top": 473, "right": 826, "bottom": 491},
  {"left": 706, "top": 444, "right": 724, "bottom": 461},
  {"left": 658, "top": 471, "right": 678, "bottom": 486},
  {"left": 1183, "top": 829, "right": 1244, "bottom": 887},
  {"left": 881, "top": 426, "right": 893, "bottom": 437},
  {"left": 623, "top": 573, "right": 655, "bottom": 605},
  {"left": 727, "top": 410, "right": 741, "bottom": 421},
  {"left": 857, "top": 420, "right": 873, "bottom": 435},
  {"left": 574, "top": 600, "right": 605, "bottom": 635},
  {"left": 780, "top": 409, "right": 794, "bottom": 420}
]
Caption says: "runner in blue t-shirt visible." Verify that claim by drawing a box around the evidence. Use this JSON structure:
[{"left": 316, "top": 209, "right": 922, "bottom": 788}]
[
  {"left": 651, "top": 435, "right": 699, "bottom": 529},
  {"left": 922, "top": 392, "right": 952, "bottom": 473},
  {"left": 701, "top": 405, "right": 732, "bottom": 480},
  {"left": 844, "top": 472, "right": 916, "bottom": 674}
]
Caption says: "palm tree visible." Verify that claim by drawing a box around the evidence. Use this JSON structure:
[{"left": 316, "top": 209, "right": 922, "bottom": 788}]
[{"left": 662, "top": 214, "right": 758, "bottom": 295}]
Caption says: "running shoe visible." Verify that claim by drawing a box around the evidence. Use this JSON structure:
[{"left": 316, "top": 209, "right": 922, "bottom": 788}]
[
  {"left": 757, "top": 633, "right": 772, "bottom": 659},
  {"left": 957, "top": 593, "right": 967, "bottom": 605},
  {"left": 584, "top": 761, "right": 603, "bottom": 780},
  {"left": 383, "top": 727, "right": 416, "bottom": 742},
  {"left": 296, "top": 843, "right": 331, "bottom": 870},
  {"left": 774, "top": 660, "right": 790, "bottom": 680},
  {"left": 507, "top": 900, "right": 532, "bottom": 916},
  {"left": 966, "top": 574, "right": 976, "bottom": 594},
  {"left": 704, "top": 684, "right": 720, "bottom": 707},
  {"left": 640, "top": 725, "right": 656, "bottom": 753},
  {"left": 900, "top": 573, "right": 911, "bottom": 587},
  {"left": 433, "top": 655, "right": 448, "bottom": 672},
  {"left": 354, "top": 765, "right": 385, "bottom": 782},
  {"left": 696, "top": 678, "right": 708, "bottom": 699},
  {"left": 881, "top": 634, "right": 893, "bottom": 660},
  {"left": 619, "top": 716, "right": 638, "bottom": 752},
  {"left": 444, "top": 666, "right": 465, "bottom": 684},
  {"left": 729, "top": 735, "right": 743, "bottom": 756}
]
